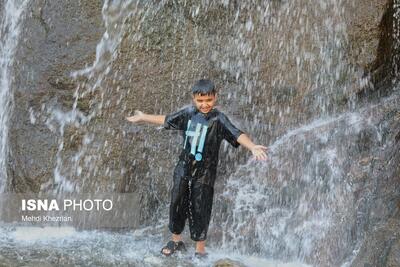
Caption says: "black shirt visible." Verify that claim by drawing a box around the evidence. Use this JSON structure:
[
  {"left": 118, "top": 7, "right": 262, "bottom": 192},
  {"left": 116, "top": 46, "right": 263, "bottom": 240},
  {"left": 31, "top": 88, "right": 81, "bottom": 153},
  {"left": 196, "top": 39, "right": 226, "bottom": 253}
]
[{"left": 164, "top": 106, "right": 243, "bottom": 186}]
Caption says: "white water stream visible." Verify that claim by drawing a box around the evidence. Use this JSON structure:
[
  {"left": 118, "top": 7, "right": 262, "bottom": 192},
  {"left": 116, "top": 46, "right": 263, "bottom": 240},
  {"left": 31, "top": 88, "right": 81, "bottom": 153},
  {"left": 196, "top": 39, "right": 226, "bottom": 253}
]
[
  {"left": 0, "top": 0, "right": 29, "bottom": 192},
  {"left": 0, "top": 0, "right": 399, "bottom": 266}
]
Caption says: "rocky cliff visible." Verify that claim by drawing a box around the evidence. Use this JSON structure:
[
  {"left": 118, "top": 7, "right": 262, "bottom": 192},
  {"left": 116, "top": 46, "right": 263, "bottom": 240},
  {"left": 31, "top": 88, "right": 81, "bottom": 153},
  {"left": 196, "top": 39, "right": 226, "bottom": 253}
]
[{"left": 4, "top": 0, "right": 399, "bottom": 266}]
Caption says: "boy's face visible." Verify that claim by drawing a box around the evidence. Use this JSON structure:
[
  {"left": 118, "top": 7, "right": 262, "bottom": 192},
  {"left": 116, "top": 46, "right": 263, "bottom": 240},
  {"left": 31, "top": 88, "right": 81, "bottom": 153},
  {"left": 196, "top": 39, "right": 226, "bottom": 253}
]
[{"left": 192, "top": 93, "right": 217, "bottom": 114}]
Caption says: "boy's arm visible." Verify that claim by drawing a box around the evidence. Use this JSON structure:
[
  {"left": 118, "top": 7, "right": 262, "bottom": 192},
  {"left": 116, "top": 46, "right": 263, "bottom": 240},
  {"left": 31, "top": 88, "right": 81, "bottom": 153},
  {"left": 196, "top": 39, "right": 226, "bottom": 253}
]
[
  {"left": 126, "top": 110, "right": 165, "bottom": 125},
  {"left": 237, "top": 134, "right": 268, "bottom": 161}
]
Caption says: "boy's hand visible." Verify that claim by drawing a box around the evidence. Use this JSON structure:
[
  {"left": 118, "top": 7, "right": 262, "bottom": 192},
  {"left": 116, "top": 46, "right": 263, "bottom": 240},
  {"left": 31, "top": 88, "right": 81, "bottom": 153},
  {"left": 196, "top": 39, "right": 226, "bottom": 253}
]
[
  {"left": 126, "top": 110, "right": 144, "bottom": 123},
  {"left": 251, "top": 145, "right": 268, "bottom": 161},
  {"left": 237, "top": 134, "right": 269, "bottom": 161}
]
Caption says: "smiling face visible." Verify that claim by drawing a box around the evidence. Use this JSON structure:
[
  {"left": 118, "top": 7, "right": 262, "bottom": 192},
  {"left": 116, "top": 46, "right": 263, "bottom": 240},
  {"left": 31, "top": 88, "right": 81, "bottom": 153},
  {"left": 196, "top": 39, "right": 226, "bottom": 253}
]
[{"left": 192, "top": 93, "right": 217, "bottom": 114}]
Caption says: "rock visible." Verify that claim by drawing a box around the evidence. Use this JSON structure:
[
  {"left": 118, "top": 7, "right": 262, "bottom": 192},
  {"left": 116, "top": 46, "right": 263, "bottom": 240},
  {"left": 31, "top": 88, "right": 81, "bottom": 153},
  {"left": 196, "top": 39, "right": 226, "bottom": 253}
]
[
  {"left": 359, "top": 157, "right": 371, "bottom": 166},
  {"left": 4, "top": 1, "right": 400, "bottom": 266},
  {"left": 213, "top": 258, "right": 247, "bottom": 267},
  {"left": 350, "top": 219, "right": 400, "bottom": 267},
  {"left": 10, "top": 0, "right": 104, "bottom": 192},
  {"left": 9, "top": 0, "right": 396, "bottom": 194},
  {"left": 21, "top": 261, "right": 55, "bottom": 267},
  {"left": 343, "top": 0, "right": 389, "bottom": 73},
  {"left": 0, "top": 254, "right": 15, "bottom": 267},
  {"left": 387, "top": 238, "right": 400, "bottom": 267}
]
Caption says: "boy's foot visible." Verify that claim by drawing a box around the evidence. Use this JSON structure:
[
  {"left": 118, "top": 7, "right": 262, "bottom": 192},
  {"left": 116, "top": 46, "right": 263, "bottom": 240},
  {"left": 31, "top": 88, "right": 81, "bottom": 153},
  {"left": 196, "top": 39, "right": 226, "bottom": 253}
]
[
  {"left": 194, "top": 252, "right": 208, "bottom": 259},
  {"left": 161, "top": 241, "right": 186, "bottom": 256}
]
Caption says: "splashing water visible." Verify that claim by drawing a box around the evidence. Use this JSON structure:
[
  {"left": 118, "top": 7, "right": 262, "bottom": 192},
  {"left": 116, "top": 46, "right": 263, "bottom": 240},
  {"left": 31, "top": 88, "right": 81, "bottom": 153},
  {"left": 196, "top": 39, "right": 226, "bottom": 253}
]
[
  {"left": 0, "top": 225, "right": 311, "bottom": 267},
  {"left": 3, "top": 0, "right": 399, "bottom": 266},
  {"left": 41, "top": 0, "right": 176, "bottom": 194},
  {"left": 216, "top": 91, "right": 400, "bottom": 265},
  {"left": 41, "top": 0, "right": 141, "bottom": 193},
  {"left": 0, "top": 0, "right": 30, "bottom": 192}
]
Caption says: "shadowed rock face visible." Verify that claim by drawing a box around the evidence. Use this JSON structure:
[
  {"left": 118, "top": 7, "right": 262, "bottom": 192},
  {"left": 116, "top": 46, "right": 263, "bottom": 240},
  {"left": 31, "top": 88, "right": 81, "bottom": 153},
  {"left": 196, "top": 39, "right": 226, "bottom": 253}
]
[
  {"left": 9, "top": 0, "right": 104, "bottom": 192},
  {"left": 3, "top": 0, "right": 400, "bottom": 266}
]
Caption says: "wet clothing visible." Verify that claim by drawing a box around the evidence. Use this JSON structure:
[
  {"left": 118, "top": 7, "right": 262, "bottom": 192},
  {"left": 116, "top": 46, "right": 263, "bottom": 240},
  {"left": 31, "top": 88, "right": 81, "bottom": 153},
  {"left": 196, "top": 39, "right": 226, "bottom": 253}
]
[
  {"left": 164, "top": 106, "right": 243, "bottom": 187},
  {"left": 169, "top": 172, "right": 214, "bottom": 241},
  {"left": 164, "top": 106, "right": 243, "bottom": 241}
]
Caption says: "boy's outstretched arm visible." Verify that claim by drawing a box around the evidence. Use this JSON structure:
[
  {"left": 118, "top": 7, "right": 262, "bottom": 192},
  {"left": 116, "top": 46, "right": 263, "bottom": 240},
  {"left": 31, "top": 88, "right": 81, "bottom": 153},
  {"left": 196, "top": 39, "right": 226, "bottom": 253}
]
[
  {"left": 237, "top": 134, "right": 268, "bottom": 161},
  {"left": 126, "top": 110, "right": 165, "bottom": 125}
]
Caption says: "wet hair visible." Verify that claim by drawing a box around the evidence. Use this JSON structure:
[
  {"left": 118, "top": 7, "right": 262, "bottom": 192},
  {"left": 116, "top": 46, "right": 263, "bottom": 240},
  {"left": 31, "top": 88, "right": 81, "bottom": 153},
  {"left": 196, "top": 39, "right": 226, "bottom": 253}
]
[{"left": 191, "top": 79, "right": 216, "bottom": 95}]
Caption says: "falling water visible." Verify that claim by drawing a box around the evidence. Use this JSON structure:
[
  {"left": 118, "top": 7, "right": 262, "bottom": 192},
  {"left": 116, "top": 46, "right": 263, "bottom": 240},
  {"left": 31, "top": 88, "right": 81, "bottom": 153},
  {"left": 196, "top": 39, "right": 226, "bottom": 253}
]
[
  {"left": 43, "top": 0, "right": 360, "bottom": 201},
  {"left": 0, "top": 0, "right": 30, "bottom": 192},
  {"left": 216, "top": 92, "right": 399, "bottom": 265},
  {"left": 0, "top": 0, "right": 399, "bottom": 266},
  {"left": 41, "top": 0, "right": 140, "bottom": 193},
  {"left": 40, "top": 0, "right": 179, "bottom": 194}
]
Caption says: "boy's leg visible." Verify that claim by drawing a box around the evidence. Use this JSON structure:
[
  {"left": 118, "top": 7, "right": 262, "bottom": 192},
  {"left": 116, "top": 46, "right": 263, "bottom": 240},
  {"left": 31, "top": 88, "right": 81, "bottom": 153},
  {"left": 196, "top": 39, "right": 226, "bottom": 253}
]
[
  {"left": 188, "top": 181, "right": 214, "bottom": 254},
  {"left": 168, "top": 167, "right": 189, "bottom": 235},
  {"left": 172, "top": 233, "right": 182, "bottom": 242},
  {"left": 196, "top": 240, "right": 206, "bottom": 254},
  {"left": 162, "top": 162, "right": 189, "bottom": 255},
  {"left": 168, "top": 161, "right": 189, "bottom": 235}
]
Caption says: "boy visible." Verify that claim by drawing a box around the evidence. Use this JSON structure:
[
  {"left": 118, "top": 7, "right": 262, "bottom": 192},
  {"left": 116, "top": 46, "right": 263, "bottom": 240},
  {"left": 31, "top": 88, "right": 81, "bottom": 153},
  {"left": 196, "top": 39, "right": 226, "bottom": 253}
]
[{"left": 126, "top": 79, "right": 267, "bottom": 257}]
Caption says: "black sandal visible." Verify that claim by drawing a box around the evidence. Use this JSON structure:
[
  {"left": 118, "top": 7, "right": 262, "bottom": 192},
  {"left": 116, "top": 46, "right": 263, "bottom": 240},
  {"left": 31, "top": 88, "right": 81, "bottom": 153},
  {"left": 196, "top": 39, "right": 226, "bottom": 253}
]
[{"left": 160, "top": 241, "right": 186, "bottom": 256}]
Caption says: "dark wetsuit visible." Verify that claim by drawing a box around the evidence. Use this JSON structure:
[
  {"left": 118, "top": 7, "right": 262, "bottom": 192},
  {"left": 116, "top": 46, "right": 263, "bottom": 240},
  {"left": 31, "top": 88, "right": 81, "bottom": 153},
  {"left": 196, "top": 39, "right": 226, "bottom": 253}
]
[{"left": 164, "top": 106, "right": 243, "bottom": 241}]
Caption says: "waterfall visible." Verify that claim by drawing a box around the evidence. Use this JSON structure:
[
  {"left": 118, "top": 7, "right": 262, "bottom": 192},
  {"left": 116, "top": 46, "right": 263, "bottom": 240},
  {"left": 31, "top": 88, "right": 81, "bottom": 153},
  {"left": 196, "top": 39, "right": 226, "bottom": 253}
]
[
  {"left": 0, "top": 0, "right": 398, "bottom": 266},
  {"left": 0, "top": 0, "right": 29, "bottom": 192},
  {"left": 217, "top": 92, "right": 399, "bottom": 265},
  {"left": 43, "top": 0, "right": 140, "bottom": 193},
  {"left": 41, "top": 0, "right": 177, "bottom": 194}
]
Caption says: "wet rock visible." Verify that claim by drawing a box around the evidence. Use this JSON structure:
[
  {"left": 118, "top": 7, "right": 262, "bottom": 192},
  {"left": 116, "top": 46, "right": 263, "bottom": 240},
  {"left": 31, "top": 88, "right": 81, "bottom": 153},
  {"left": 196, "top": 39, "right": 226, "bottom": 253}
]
[
  {"left": 0, "top": 255, "right": 15, "bottom": 267},
  {"left": 21, "top": 261, "right": 55, "bottom": 267},
  {"left": 213, "top": 258, "right": 247, "bottom": 267},
  {"left": 358, "top": 157, "right": 371, "bottom": 166},
  {"left": 9, "top": 0, "right": 396, "bottom": 194},
  {"left": 387, "top": 238, "right": 400, "bottom": 267},
  {"left": 10, "top": 0, "right": 104, "bottom": 192},
  {"left": 343, "top": 0, "right": 389, "bottom": 74},
  {"left": 350, "top": 219, "right": 400, "bottom": 267},
  {"left": 4, "top": 0, "right": 400, "bottom": 266}
]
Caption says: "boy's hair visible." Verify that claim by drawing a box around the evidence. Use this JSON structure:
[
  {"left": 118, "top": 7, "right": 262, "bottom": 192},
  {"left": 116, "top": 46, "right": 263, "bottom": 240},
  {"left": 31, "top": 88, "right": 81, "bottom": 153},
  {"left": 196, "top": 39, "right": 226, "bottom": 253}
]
[{"left": 192, "top": 79, "right": 216, "bottom": 95}]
